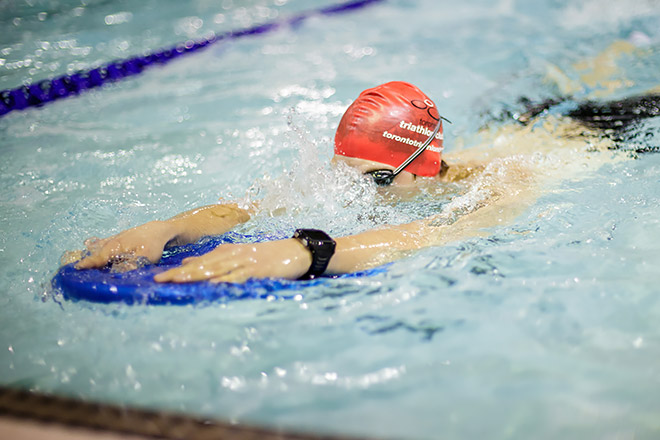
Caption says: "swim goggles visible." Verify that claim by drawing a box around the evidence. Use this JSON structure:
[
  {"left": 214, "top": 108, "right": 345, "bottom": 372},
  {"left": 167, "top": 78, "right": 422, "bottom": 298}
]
[{"left": 364, "top": 116, "right": 449, "bottom": 186}]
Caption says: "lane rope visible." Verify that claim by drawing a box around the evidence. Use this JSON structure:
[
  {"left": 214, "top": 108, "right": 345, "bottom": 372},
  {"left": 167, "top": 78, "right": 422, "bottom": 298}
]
[{"left": 0, "top": 0, "right": 383, "bottom": 117}]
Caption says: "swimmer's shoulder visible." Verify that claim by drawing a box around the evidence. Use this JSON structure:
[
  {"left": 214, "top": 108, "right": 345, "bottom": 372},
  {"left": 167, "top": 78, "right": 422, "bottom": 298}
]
[{"left": 438, "top": 160, "right": 486, "bottom": 182}]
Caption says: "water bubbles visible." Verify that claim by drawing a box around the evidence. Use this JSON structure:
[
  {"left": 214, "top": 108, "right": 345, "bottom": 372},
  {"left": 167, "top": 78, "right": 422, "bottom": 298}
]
[
  {"left": 242, "top": 126, "right": 381, "bottom": 234},
  {"left": 273, "top": 84, "right": 336, "bottom": 102},
  {"left": 56, "top": 39, "right": 76, "bottom": 50},
  {"left": 221, "top": 375, "right": 246, "bottom": 391},
  {"left": 104, "top": 12, "right": 133, "bottom": 26},
  {"left": 125, "top": 364, "right": 142, "bottom": 390},
  {"left": 230, "top": 344, "right": 251, "bottom": 357},
  {"left": 342, "top": 44, "right": 376, "bottom": 59},
  {"left": 153, "top": 154, "right": 201, "bottom": 183},
  {"left": 175, "top": 16, "right": 204, "bottom": 36},
  {"left": 295, "top": 363, "right": 406, "bottom": 389}
]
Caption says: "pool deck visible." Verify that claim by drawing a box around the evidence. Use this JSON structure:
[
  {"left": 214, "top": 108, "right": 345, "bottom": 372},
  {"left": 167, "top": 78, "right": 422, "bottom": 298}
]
[
  {"left": 0, "top": 416, "right": 151, "bottom": 440},
  {"left": 0, "top": 386, "right": 370, "bottom": 440}
]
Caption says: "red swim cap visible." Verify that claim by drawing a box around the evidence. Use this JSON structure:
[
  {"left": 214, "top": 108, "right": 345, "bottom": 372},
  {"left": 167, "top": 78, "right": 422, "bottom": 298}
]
[{"left": 334, "top": 81, "right": 444, "bottom": 177}]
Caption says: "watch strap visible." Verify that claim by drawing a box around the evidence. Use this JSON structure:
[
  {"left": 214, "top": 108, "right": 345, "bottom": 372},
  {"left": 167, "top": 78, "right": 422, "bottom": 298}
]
[{"left": 293, "top": 229, "right": 336, "bottom": 280}]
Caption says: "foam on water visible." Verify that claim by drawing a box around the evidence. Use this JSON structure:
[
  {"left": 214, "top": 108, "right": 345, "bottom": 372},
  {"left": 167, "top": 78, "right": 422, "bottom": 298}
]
[{"left": 238, "top": 108, "right": 435, "bottom": 237}]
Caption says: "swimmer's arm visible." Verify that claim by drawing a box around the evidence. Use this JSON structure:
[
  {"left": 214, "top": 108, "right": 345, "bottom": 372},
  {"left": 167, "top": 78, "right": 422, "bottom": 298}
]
[
  {"left": 154, "top": 196, "right": 515, "bottom": 283},
  {"left": 166, "top": 203, "right": 254, "bottom": 245},
  {"left": 76, "top": 202, "right": 254, "bottom": 269},
  {"left": 154, "top": 220, "right": 432, "bottom": 283},
  {"left": 328, "top": 192, "right": 525, "bottom": 274},
  {"left": 153, "top": 170, "right": 536, "bottom": 283},
  {"left": 325, "top": 222, "right": 430, "bottom": 274}
]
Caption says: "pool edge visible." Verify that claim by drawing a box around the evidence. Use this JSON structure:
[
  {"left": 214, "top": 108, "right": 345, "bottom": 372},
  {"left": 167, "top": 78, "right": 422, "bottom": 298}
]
[{"left": 0, "top": 386, "right": 374, "bottom": 440}]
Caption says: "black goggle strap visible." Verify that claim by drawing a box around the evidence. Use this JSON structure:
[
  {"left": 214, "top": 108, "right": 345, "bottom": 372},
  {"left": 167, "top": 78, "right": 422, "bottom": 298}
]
[{"left": 389, "top": 116, "right": 445, "bottom": 180}]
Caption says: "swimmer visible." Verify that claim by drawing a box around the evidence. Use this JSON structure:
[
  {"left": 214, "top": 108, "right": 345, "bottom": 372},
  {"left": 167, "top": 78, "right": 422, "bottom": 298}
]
[{"left": 74, "top": 81, "right": 660, "bottom": 283}]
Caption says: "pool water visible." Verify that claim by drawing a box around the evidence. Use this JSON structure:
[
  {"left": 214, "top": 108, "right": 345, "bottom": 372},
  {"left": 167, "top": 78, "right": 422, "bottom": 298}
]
[{"left": 1, "top": 0, "right": 660, "bottom": 439}]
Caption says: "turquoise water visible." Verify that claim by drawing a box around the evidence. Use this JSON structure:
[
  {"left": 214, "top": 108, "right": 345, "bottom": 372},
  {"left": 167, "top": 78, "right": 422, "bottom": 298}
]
[{"left": 2, "top": 0, "right": 660, "bottom": 439}]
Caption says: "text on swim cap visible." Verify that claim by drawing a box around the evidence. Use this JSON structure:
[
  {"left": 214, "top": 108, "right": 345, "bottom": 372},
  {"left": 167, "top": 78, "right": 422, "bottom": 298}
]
[
  {"left": 399, "top": 120, "right": 443, "bottom": 139},
  {"left": 382, "top": 131, "right": 443, "bottom": 153},
  {"left": 380, "top": 120, "right": 443, "bottom": 153}
]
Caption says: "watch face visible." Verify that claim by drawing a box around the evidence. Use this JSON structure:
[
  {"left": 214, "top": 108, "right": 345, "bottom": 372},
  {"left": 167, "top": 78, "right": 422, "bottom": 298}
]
[
  {"left": 295, "top": 229, "right": 336, "bottom": 250},
  {"left": 299, "top": 229, "right": 332, "bottom": 243}
]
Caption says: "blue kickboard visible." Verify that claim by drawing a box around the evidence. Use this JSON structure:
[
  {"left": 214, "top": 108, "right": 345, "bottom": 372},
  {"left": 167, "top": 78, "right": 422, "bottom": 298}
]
[{"left": 52, "top": 232, "right": 382, "bottom": 305}]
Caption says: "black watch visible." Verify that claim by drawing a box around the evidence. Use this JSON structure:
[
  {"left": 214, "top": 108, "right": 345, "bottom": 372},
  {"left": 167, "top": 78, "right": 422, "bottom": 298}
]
[{"left": 293, "top": 229, "right": 336, "bottom": 280}]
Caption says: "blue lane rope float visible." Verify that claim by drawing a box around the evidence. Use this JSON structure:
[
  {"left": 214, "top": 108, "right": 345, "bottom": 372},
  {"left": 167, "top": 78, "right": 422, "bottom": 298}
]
[{"left": 0, "top": 0, "right": 384, "bottom": 118}]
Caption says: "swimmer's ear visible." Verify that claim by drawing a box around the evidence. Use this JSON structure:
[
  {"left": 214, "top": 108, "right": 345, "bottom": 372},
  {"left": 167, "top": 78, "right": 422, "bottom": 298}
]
[{"left": 438, "top": 160, "right": 449, "bottom": 177}]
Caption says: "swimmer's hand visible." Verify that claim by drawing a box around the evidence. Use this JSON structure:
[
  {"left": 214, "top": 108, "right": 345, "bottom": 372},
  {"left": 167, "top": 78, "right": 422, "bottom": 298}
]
[
  {"left": 76, "top": 221, "right": 177, "bottom": 269},
  {"left": 153, "top": 239, "right": 312, "bottom": 284}
]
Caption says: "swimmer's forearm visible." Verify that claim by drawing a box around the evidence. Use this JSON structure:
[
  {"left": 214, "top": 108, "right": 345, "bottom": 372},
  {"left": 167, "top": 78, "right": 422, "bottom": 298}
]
[
  {"left": 153, "top": 220, "right": 431, "bottom": 283},
  {"left": 325, "top": 222, "right": 428, "bottom": 274},
  {"left": 76, "top": 203, "right": 254, "bottom": 270},
  {"left": 164, "top": 203, "right": 253, "bottom": 245}
]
